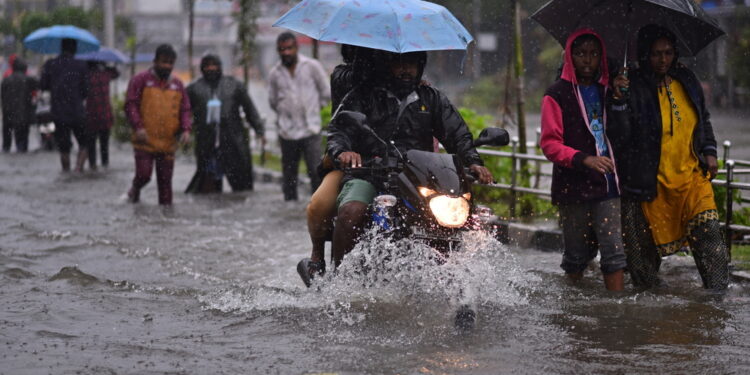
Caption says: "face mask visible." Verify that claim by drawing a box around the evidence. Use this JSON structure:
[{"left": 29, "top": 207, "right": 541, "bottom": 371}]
[
  {"left": 154, "top": 67, "right": 171, "bottom": 80},
  {"left": 203, "top": 70, "right": 222, "bottom": 83}
]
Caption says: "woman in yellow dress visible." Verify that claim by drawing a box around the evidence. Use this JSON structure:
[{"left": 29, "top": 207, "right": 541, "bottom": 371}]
[{"left": 607, "top": 25, "right": 729, "bottom": 290}]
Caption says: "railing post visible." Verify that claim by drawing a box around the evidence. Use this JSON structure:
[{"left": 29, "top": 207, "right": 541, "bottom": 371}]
[
  {"left": 726, "top": 160, "right": 735, "bottom": 257},
  {"left": 723, "top": 140, "right": 731, "bottom": 166},
  {"left": 534, "top": 127, "right": 542, "bottom": 189},
  {"left": 510, "top": 137, "right": 519, "bottom": 218}
]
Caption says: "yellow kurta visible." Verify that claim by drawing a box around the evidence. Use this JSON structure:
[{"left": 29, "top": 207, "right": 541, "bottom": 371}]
[{"left": 641, "top": 79, "right": 718, "bottom": 256}]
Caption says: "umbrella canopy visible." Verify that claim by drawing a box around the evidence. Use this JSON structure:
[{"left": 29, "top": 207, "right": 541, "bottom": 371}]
[
  {"left": 76, "top": 47, "right": 131, "bottom": 64},
  {"left": 273, "top": 0, "right": 473, "bottom": 53},
  {"left": 531, "top": 0, "right": 724, "bottom": 58},
  {"left": 23, "top": 25, "right": 100, "bottom": 54}
]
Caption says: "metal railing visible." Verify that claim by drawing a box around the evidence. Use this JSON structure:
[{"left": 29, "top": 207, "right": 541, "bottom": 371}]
[{"left": 476, "top": 137, "right": 750, "bottom": 251}]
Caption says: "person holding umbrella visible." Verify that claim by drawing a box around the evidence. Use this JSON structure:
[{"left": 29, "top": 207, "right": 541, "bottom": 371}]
[
  {"left": 607, "top": 25, "right": 729, "bottom": 290},
  {"left": 39, "top": 38, "right": 90, "bottom": 172},
  {"left": 539, "top": 29, "right": 626, "bottom": 291}
]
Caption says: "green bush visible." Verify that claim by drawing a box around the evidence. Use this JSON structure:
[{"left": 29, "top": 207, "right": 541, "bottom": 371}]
[
  {"left": 459, "top": 107, "right": 556, "bottom": 221},
  {"left": 111, "top": 96, "right": 130, "bottom": 143},
  {"left": 320, "top": 103, "right": 332, "bottom": 129}
]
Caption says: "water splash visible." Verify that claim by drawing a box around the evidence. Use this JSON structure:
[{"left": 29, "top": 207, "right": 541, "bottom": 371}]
[{"left": 200, "top": 228, "right": 535, "bottom": 327}]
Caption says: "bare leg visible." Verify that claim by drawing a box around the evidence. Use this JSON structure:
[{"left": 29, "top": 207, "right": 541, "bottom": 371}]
[
  {"left": 331, "top": 201, "right": 368, "bottom": 267},
  {"left": 74, "top": 149, "right": 88, "bottom": 172},
  {"left": 603, "top": 269, "right": 624, "bottom": 291},
  {"left": 60, "top": 153, "right": 71, "bottom": 172}
]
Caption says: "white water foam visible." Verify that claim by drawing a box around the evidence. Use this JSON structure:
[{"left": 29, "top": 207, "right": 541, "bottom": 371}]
[{"left": 200, "top": 228, "right": 537, "bottom": 324}]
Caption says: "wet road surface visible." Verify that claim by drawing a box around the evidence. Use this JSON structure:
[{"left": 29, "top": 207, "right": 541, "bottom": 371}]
[{"left": 1, "top": 140, "right": 749, "bottom": 374}]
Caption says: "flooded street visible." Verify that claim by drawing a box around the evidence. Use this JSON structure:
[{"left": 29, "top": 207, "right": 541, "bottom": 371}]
[{"left": 1, "top": 140, "right": 750, "bottom": 375}]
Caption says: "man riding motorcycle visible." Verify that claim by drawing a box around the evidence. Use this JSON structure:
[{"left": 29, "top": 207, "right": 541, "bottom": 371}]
[{"left": 326, "top": 50, "right": 493, "bottom": 267}]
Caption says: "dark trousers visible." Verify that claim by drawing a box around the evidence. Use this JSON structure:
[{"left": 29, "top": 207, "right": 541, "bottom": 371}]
[
  {"left": 2, "top": 121, "right": 29, "bottom": 152},
  {"left": 622, "top": 199, "right": 729, "bottom": 290},
  {"left": 87, "top": 129, "right": 111, "bottom": 167},
  {"left": 53, "top": 120, "right": 88, "bottom": 154},
  {"left": 279, "top": 134, "right": 322, "bottom": 201},
  {"left": 131, "top": 150, "right": 175, "bottom": 205}
]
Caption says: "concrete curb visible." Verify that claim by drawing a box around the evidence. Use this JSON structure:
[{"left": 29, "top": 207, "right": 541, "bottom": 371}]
[
  {"left": 487, "top": 217, "right": 562, "bottom": 252},
  {"left": 731, "top": 270, "right": 750, "bottom": 281}
]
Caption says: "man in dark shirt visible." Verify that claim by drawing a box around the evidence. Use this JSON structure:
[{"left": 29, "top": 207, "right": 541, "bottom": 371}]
[
  {"left": 40, "top": 38, "right": 89, "bottom": 172},
  {"left": 1, "top": 58, "right": 37, "bottom": 152}
]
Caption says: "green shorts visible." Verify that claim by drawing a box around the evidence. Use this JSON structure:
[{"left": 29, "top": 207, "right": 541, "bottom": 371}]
[{"left": 337, "top": 179, "right": 377, "bottom": 208}]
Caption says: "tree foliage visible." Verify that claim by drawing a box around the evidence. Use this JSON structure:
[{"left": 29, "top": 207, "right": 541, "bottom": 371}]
[{"left": 1, "top": 6, "right": 135, "bottom": 55}]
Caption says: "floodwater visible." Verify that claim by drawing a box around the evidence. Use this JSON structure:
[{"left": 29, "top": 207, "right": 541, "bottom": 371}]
[{"left": 1, "top": 140, "right": 749, "bottom": 375}]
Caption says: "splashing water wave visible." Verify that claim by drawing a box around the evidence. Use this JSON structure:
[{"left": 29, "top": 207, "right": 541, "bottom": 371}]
[{"left": 200, "top": 228, "right": 538, "bottom": 327}]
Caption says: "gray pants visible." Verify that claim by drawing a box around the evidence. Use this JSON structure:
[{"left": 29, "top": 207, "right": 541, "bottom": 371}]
[
  {"left": 559, "top": 198, "right": 627, "bottom": 275},
  {"left": 279, "top": 134, "right": 322, "bottom": 201},
  {"left": 621, "top": 199, "right": 729, "bottom": 290}
]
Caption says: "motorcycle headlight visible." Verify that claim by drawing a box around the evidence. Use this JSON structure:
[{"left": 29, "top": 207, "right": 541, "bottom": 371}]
[
  {"left": 419, "top": 187, "right": 437, "bottom": 197},
  {"left": 429, "top": 195, "right": 470, "bottom": 228}
]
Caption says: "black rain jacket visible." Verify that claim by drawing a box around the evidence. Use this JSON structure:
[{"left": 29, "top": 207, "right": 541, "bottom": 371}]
[
  {"left": 326, "top": 84, "right": 483, "bottom": 187},
  {"left": 607, "top": 65, "right": 717, "bottom": 202},
  {"left": 185, "top": 76, "right": 264, "bottom": 193}
]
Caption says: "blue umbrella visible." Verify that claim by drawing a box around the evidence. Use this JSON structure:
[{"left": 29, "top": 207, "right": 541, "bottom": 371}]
[
  {"left": 76, "top": 47, "right": 131, "bottom": 64},
  {"left": 23, "top": 25, "right": 100, "bottom": 54},
  {"left": 273, "top": 0, "right": 473, "bottom": 53}
]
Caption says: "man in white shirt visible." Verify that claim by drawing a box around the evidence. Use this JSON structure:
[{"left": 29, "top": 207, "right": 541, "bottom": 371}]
[{"left": 268, "top": 32, "right": 330, "bottom": 201}]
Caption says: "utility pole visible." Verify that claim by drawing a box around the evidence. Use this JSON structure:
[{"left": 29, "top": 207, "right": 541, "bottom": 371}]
[
  {"left": 104, "top": 0, "right": 115, "bottom": 47},
  {"left": 187, "top": 0, "right": 195, "bottom": 80},
  {"left": 472, "top": 0, "right": 481, "bottom": 79},
  {"left": 513, "top": 0, "right": 526, "bottom": 156}
]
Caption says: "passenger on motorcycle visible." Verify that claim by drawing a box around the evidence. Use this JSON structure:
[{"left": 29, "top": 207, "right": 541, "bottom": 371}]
[{"left": 326, "top": 50, "right": 493, "bottom": 267}]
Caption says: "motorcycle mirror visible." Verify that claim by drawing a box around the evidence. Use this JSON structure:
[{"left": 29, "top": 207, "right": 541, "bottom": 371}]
[
  {"left": 337, "top": 110, "right": 390, "bottom": 147},
  {"left": 473, "top": 127, "right": 510, "bottom": 148},
  {"left": 337, "top": 110, "right": 369, "bottom": 132}
]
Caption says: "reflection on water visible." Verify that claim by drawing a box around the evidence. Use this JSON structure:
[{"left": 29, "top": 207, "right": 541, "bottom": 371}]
[{"left": 1, "top": 146, "right": 749, "bottom": 374}]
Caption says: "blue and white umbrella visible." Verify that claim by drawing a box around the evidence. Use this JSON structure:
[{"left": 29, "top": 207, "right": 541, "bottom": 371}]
[
  {"left": 273, "top": 0, "right": 473, "bottom": 53},
  {"left": 76, "top": 47, "right": 131, "bottom": 64},
  {"left": 24, "top": 25, "right": 100, "bottom": 54}
]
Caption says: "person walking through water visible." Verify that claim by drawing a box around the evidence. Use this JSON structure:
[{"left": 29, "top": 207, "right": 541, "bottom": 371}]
[
  {"left": 185, "top": 54, "right": 265, "bottom": 193},
  {"left": 85, "top": 61, "right": 119, "bottom": 170},
  {"left": 124, "top": 44, "right": 191, "bottom": 205},
  {"left": 39, "top": 38, "right": 89, "bottom": 172},
  {"left": 268, "top": 32, "right": 330, "bottom": 201},
  {"left": 540, "top": 29, "right": 626, "bottom": 291},
  {"left": 608, "top": 24, "right": 729, "bottom": 290},
  {"left": 1, "top": 58, "right": 37, "bottom": 153}
]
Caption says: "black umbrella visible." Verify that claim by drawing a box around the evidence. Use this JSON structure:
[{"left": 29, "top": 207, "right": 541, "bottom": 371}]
[{"left": 531, "top": 0, "right": 725, "bottom": 62}]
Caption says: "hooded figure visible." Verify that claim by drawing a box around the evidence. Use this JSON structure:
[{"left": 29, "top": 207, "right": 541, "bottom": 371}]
[
  {"left": 185, "top": 54, "right": 265, "bottom": 193},
  {"left": 607, "top": 24, "right": 727, "bottom": 290},
  {"left": 540, "top": 28, "right": 619, "bottom": 205},
  {"left": 539, "top": 29, "right": 626, "bottom": 291}
]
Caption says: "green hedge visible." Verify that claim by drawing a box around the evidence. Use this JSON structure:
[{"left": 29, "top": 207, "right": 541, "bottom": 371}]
[{"left": 459, "top": 107, "right": 556, "bottom": 221}]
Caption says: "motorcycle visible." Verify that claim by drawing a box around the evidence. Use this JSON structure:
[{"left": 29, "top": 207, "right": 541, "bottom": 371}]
[{"left": 298, "top": 111, "right": 509, "bottom": 329}]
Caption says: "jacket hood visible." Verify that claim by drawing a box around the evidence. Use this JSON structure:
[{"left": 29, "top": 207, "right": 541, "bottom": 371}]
[{"left": 561, "top": 28, "right": 609, "bottom": 87}]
